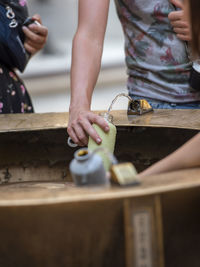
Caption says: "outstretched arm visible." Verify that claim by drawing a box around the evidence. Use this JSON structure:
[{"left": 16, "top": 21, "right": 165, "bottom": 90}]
[
  {"left": 68, "top": 0, "right": 110, "bottom": 146},
  {"left": 140, "top": 133, "right": 200, "bottom": 177}
]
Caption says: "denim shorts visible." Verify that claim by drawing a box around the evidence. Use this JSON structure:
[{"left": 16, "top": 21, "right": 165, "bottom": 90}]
[{"left": 129, "top": 95, "right": 200, "bottom": 109}]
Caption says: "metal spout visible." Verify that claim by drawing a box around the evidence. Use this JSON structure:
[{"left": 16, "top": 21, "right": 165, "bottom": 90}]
[
  {"left": 107, "top": 93, "right": 153, "bottom": 116},
  {"left": 127, "top": 99, "right": 153, "bottom": 115}
]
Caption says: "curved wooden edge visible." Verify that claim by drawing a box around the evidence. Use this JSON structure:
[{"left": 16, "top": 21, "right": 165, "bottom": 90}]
[
  {"left": 0, "top": 110, "right": 200, "bottom": 133},
  {"left": 113, "top": 109, "right": 200, "bottom": 130},
  {"left": 0, "top": 113, "right": 69, "bottom": 133},
  {"left": 0, "top": 168, "right": 200, "bottom": 207}
]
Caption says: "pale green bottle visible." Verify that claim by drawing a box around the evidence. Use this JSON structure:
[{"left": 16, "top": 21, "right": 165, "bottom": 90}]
[{"left": 88, "top": 112, "right": 117, "bottom": 171}]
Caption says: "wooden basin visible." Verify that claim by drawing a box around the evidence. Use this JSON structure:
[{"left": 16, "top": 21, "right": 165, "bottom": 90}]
[
  {"left": 0, "top": 110, "right": 200, "bottom": 267},
  {"left": 0, "top": 110, "right": 199, "bottom": 184}
]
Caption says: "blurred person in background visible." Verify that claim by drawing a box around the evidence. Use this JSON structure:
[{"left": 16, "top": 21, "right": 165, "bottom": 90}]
[
  {"left": 68, "top": 0, "right": 199, "bottom": 147},
  {"left": 0, "top": 0, "right": 48, "bottom": 114},
  {"left": 140, "top": 0, "right": 200, "bottom": 176}
]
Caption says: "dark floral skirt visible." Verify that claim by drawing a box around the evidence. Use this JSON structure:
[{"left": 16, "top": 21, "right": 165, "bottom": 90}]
[{"left": 0, "top": 63, "right": 33, "bottom": 114}]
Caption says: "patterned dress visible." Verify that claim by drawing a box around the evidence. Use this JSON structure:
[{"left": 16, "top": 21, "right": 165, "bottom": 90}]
[
  {"left": 0, "top": 0, "right": 33, "bottom": 114},
  {"left": 114, "top": 0, "right": 200, "bottom": 103}
]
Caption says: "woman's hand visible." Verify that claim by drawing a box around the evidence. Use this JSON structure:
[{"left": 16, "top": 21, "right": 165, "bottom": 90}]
[
  {"left": 168, "top": 0, "right": 192, "bottom": 41},
  {"left": 67, "top": 108, "right": 109, "bottom": 147},
  {"left": 22, "top": 14, "right": 48, "bottom": 55}
]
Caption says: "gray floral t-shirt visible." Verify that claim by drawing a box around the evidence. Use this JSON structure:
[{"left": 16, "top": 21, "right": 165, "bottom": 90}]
[{"left": 114, "top": 0, "right": 200, "bottom": 102}]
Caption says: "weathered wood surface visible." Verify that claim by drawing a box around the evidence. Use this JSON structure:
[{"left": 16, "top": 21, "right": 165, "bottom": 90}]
[
  {"left": 0, "top": 109, "right": 200, "bottom": 132},
  {"left": 0, "top": 199, "right": 125, "bottom": 267},
  {"left": 162, "top": 187, "right": 200, "bottom": 267},
  {"left": 0, "top": 168, "right": 200, "bottom": 206},
  {"left": 125, "top": 195, "right": 165, "bottom": 267},
  {"left": 0, "top": 170, "right": 200, "bottom": 267}
]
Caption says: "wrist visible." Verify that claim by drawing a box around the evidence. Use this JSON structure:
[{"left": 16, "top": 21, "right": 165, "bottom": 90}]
[{"left": 69, "top": 102, "right": 90, "bottom": 113}]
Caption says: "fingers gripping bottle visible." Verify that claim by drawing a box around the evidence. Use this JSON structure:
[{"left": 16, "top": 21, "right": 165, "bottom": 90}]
[{"left": 88, "top": 112, "right": 117, "bottom": 171}]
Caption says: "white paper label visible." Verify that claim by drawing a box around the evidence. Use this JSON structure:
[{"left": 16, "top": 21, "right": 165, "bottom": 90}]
[{"left": 133, "top": 211, "right": 152, "bottom": 267}]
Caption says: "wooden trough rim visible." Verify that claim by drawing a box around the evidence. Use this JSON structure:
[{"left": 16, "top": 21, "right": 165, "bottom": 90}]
[
  {"left": 0, "top": 109, "right": 200, "bottom": 133},
  {"left": 0, "top": 168, "right": 200, "bottom": 207}
]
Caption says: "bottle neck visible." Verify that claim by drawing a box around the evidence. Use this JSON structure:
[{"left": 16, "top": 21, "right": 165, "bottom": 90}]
[
  {"left": 75, "top": 149, "right": 91, "bottom": 162},
  {"left": 99, "top": 112, "right": 114, "bottom": 124}
]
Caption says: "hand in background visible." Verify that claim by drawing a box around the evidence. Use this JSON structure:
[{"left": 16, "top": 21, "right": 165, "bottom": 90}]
[
  {"left": 22, "top": 14, "right": 48, "bottom": 55},
  {"left": 168, "top": 0, "right": 191, "bottom": 41},
  {"left": 67, "top": 108, "right": 109, "bottom": 146}
]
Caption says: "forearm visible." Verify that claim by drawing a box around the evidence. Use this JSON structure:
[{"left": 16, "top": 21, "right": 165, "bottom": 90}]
[
  {"left": 67, "top": 0, "right": 110, "bottom": 146},
  {"left": 70, "top": 0, "right": 109, "bottom": 111},
  {"left": 68, "top": 32, "right": 108, "bottom": 146},
  {"left": 140, "top": 133, "right": 200, "bottom": 176},
  {"left": 70, "top": 33, "right": 103, "bottom": 110}
]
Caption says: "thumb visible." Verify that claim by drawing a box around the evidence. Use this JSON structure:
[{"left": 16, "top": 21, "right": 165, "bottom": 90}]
[
  {"left": 170, "top": 0, "right": 183, "bottom": 9},
  {"left": 32, "top": 14, "right": 42, "bottom": 24}
]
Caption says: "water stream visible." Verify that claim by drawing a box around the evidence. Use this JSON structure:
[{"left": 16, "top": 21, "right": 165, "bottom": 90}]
[{"left": 107, "top": 93, "right": 133, "bottom": 114}]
